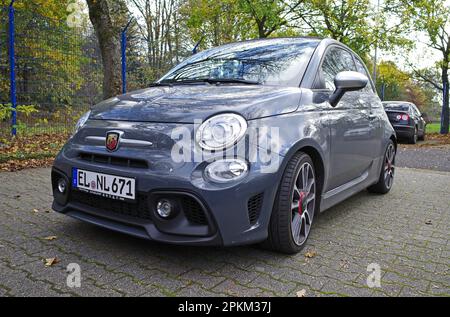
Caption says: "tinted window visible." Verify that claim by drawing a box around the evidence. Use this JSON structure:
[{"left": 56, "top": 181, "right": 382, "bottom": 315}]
[
  {"left": 321, "top": 47, "right": 356, "bottom": 90},
  {"left": 159, "top": 39, "right": 320, "bottom": 87},
  {"left": 354, "top": 58, "right": 373, "bottom": 93},
  {"left": 383, "top": 104, "right": 410, "bottom": 111}
]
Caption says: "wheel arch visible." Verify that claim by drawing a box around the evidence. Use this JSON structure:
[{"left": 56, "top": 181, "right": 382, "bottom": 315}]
[
  {"left": 390, "top": 134, "right": 397, "bottom": 151},
  {"left": 279, "top": 139, "right": 326, "bottom": 206}
]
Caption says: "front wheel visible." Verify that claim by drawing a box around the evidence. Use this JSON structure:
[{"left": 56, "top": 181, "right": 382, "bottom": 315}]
[
  {"left": 368, "top": 140, "right": 396, "bottom": 194},
  {"left": 418, "top": 128, "right": 426, "bottom": 141},
  {"left": 265, "top": 152, "right": 317, "bottom": 254}
]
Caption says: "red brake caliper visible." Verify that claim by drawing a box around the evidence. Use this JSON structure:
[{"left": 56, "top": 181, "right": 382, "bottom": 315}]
[{"left": 298, "top": 192, "right": 306, "bottom": 216}]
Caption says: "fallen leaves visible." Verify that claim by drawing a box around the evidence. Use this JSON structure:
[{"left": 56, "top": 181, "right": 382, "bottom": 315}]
[
  {"left": 400, "top": 133, "right": 450, "bottom": 148},
  {"left": 296, "top": 289, "right": 307, "bottom": 297},
  {"left": 0, "top": 133, "right": 69, "bottom": 172},
  {"left": 42, "top": 236, "right": 57, "bottom": 241},
  {"left": 425, "top": 219, "right": 433, "bottom": 225},
  {"left": 32, "top": 208, "right": 39, "bottom": 213},
  {"left": 44, "top": 257, "right": 60, "bottom": 267},
  {"left": 304, "top": 250, "right": 317, "bottom": 258},
  {"left": 1, "top": 157, "right": 55, "bottom": 172}
]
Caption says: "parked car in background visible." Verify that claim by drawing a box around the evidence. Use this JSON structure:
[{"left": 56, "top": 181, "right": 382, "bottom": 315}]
[
  {"left": 382, "top": 101, "right": 426, "bottom": 144},
  {"left": 52, "top": 38, "right": 397, "bottom": 254}
]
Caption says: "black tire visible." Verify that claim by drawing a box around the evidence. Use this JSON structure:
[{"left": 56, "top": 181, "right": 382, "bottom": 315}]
[
  {"left": 368, "top": 140, "right": 396, "bottom": 194},
  {"left": 409, "top": 127, "right": 418, "bottom": 144},
  {"left": 264, "top": 152, "right": 318, "bottom": 254},
  {"left": 418, "top": 129, "right": 425, "bottom": 141}
]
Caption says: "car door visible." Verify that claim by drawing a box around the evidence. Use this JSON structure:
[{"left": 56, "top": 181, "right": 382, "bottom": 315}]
[
  {"left": 317, "top": 46, "right": 373, "bottom": 190},
  {"left": 354, "top": 57, "right": 383, "bottom": 165}
]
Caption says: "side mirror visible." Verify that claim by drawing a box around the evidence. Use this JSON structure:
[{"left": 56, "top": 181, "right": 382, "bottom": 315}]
[{"left": 329, "top": 71, "right": 369, "bottom": 107}]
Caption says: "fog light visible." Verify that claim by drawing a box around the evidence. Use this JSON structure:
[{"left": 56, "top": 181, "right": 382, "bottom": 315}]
[
  {"left": 205, "top": 159, "right": 248, "bottom": 183},
  {"left": 156, "top": 199, "right": 173, "bottom": 218},
  {"left": 57, "top": 178, "right": 67, "bottom": 194}
]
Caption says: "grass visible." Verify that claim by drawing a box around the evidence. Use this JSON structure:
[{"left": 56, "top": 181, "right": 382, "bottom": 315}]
[{"left": 426, "top": 123, "right": 441, "bottom": 134}]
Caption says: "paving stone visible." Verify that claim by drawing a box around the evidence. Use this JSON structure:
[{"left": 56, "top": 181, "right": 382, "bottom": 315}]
[{"left": 0, "top": 167, "right": 448, "bottom": 296}]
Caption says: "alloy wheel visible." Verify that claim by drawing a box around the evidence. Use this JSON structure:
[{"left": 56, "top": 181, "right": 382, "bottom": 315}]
[
  {"left": 384, "top": 143, "right": 395, "bottom": 189},
  {"left": 291, "top": 162, "right": 316, "bottom": 246}
]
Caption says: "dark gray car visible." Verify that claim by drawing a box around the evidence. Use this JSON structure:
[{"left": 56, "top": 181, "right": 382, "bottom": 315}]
[
  {"left": 383, "top": 101, "right": 426, "bottom": 143},
  {"left": 52, "top": 38, "right": 396, "bottom": 254}
]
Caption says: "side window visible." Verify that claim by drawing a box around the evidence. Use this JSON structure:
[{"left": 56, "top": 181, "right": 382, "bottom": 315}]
[
  {"left": 354, "top": 58, "right": 373, "bottom": 93},
  {"left": 320, "top": 47, "right": 356, "bottom": 90},
  {"left": 413, "top": 106, "right": 421, "bottom": 116}
]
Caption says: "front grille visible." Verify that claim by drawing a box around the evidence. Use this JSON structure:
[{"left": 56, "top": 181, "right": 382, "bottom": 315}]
[
  {"left": 182, "top": 196, "right": 208, "bottom": 225},
  {"left": 70, "top": 190, "right": 152, "bottom": 219},
  {"left": 248, "top": 193, "right": 264, "bottom": 225},
  {"left": 78, "top": 152, "right": 148, "bottom": 169}
]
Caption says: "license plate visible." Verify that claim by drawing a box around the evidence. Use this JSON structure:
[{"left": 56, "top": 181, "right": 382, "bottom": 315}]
[{"left": 72, "top": 168, "right": 136, "bottom": 201}]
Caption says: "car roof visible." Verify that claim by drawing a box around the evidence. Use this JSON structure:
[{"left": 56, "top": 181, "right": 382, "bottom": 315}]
[
  {"left": 209, "top": 37, "right": 323, "bottom": 52},
  {"left": 382, "top": 101, "right": 415, "bottom": 106}
]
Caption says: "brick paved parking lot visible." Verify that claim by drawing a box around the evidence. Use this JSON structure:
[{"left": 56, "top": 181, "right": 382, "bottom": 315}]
[{"left": 0, "top": 166, "right": 449, "bottom": 297}]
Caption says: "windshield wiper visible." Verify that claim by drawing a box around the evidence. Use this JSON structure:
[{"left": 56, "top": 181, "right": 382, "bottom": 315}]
[
  {"left": 149, "top": 82, "right": 173, "bottom": 87},
  {"left": 159, "top": 78, "right": 261, "bottom": 85},
  {"left": 203, "top": 78, "right": 261, "bottom": 85}
]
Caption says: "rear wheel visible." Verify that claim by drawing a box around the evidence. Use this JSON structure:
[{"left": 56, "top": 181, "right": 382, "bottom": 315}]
[
  {"left": 368, "top": 141, "right": 396, "bottom": 194},
  {"left": 265, "top": 152, "right": 317, "bottom": 254},
  {"left": 409, "top": 127, "right": 418, "bottom": 144}
]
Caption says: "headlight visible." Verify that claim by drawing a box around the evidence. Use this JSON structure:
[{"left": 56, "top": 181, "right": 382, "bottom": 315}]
[
  {"left": 196, "top": 113, "right": 247, "bottom": 150},
  {"left": 205, "top": 159, "right": 249, "bottom": 183},
  {"left": 73, "top": 110, "right": 91, "bottom": 135}
]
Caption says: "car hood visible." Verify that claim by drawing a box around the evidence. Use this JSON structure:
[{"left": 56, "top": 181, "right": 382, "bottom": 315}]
[{"left": 90, "top": 85, "right": 302, "bottom": 123}]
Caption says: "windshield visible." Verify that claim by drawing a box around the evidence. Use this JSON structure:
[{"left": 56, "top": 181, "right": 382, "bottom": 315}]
[
  {"left": 383, "top": 103, "right": 411, "bottom": 111},
  {"left": 159, "top": 38, "right": 320, "bottom": 87}
]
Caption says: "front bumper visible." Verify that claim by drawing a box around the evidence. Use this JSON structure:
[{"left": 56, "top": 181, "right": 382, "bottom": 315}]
[{"left": 51, "top": 151, "right": 283, "bottom": 247}]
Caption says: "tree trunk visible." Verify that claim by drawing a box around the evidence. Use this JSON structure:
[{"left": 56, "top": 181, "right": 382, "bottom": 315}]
[
  {"left": 86, "top": 0, "right": 128, "bottom": 99},
  {"left": 441, "top": 65, "right": 449, "bottom": 134}
]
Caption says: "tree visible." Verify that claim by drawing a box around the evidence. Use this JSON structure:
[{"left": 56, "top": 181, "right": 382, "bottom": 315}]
[
  {"left": 376, "top": 61, "right": 410, "bottom": 100},
  {"left": 292, "top": 0, "right": 411, "bottom": 61},
  {"left": 182, "top": 0, "right": 304, "bottom": 49},
  {"left": 86, "top": 0, "right": 129, "bottom": 99},
  {"left": 238, "top": 0, "right": 303, "bottom": 38},
  {"left": 130, "top": 0, "right": 188, "bottom": 80},
  {"left": 182, "top": 0, "right": 252, "bottom": 47},
  {"left": 1, "top": 0, "right": 94, "bottom": 110},
  {"left": 397, "top": 0, "right": 449, "bottom": 134},
  {"left": 3, "top": 0, "right": 73, "bottom": 20}
]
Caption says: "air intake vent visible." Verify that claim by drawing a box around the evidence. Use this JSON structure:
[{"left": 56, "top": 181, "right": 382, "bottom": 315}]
[
  {"left": 78, "top": 152, "right": 148, "bottom": 169},
  {"left": 71, "top": 190, "right": 151, "bottom": 219},
  {"left": 248, "top": 193, "right": 263, "bottom": 225},
  {"left": 182, "top": 196, "right": 208, "bottom": 225}
]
